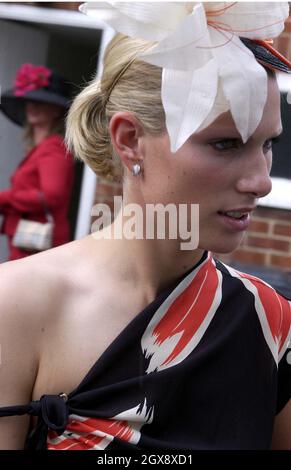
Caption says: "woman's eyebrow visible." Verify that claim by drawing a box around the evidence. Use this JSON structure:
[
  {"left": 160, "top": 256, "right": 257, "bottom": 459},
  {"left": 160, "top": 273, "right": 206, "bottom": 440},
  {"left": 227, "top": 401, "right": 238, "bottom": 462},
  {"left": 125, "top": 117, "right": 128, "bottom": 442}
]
[{"left": 201, "top": 127, "right": 241, "bottom": 138}]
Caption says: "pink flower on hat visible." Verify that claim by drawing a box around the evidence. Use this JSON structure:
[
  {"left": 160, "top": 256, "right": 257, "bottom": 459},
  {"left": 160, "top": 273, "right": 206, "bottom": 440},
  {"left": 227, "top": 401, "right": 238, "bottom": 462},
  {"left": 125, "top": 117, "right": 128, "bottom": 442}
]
[{"left": 14, "top": 63, "right": 51, "bottom": 97}]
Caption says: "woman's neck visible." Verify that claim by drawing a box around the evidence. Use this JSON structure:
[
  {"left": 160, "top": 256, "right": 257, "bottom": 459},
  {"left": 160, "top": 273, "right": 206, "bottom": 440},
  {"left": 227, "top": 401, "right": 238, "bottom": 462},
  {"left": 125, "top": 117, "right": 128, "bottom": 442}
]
[
  {"left": 91, "top": 209, "right": 205, "bottom": 302},
  {"left": 32, "top": 125, "right": 51, "bottom": 146}
]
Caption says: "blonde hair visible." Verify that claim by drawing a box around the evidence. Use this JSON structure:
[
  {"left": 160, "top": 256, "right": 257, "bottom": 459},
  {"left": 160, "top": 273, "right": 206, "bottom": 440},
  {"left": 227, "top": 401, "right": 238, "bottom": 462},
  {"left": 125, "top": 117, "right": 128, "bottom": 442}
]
[{"left": 66, "top": 33, "right": 166, "bottom": 182}]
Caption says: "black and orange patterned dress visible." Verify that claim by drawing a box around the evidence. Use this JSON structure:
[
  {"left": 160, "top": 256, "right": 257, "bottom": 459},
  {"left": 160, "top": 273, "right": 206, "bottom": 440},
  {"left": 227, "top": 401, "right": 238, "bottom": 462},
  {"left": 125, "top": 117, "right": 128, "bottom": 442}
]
[{"left": 0, "top": 251, "right": 291, "bottom": 449}]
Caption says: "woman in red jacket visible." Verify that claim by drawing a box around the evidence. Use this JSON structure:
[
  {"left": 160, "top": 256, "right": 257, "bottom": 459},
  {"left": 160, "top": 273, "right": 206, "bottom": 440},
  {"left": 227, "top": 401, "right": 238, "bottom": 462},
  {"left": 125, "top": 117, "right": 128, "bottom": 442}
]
[{"left": 0, "top": 63, "right": 75, "bottom": 261}]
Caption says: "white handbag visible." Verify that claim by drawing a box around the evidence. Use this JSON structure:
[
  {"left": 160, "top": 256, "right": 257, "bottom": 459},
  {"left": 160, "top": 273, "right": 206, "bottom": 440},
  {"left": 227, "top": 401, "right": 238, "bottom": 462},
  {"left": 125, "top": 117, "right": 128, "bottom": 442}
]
[{"left": 12, "top": 192, "right": 54, "bottom": 252}]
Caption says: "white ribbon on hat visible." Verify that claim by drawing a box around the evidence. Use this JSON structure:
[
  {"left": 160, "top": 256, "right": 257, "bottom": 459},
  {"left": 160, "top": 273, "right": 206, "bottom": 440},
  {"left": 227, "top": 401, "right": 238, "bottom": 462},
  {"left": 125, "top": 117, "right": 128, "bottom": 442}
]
[{"left": 81, "top": 2, "right": 289, "bottom": 152}]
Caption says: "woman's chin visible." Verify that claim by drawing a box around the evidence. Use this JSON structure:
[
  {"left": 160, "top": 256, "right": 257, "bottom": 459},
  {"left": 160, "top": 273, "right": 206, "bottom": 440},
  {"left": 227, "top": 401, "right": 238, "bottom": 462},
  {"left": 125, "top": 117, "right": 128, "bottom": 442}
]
[
  {"left": 26, "top": 117, "right": 40, "bottom": 125},
  {"left": 200, "top": 235, "right": 245, "bottom": 255}
]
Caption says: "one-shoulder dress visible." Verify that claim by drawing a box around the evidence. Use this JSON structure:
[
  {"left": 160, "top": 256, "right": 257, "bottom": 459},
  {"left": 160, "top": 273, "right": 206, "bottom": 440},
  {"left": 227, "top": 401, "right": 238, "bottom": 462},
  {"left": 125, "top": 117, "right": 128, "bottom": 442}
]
[{"left": 0, "top": 251, "right": 290, "bottom": 450}]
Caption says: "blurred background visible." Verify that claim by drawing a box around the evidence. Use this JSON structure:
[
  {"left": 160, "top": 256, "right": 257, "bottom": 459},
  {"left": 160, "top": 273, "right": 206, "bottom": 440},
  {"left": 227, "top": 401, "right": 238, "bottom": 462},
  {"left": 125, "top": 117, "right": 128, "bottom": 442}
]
[
  {"left": 0, "top": 1, "right": 291, "bottom": 295},
  {"left": 0, "top": 1, "right": 102, "bottom": 261}
]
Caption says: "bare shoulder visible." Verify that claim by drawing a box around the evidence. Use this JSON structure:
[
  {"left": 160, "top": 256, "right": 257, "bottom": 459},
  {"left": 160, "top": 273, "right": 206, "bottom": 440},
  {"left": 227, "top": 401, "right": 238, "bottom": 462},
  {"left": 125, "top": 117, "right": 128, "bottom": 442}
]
[
  {"left": 0, "top": 239, "right": 89, "bottom": 448},
  {"left": 0, "top": 255, "right": 45, "bottom": 403},
  {"left": 0, "top": 254, "right": 53, "bottom": 357},
  {"left": 0, "top": 243, "right": 70, "bottom": 317},
  {"left": 0, "top": 237, "right": 91, "bottom": 322},
  {"left": 0, "top": 233, "right": 112, "bottom": 356},
  {"left": 0, "top": 240, "right": 82, "bottom": 385}
]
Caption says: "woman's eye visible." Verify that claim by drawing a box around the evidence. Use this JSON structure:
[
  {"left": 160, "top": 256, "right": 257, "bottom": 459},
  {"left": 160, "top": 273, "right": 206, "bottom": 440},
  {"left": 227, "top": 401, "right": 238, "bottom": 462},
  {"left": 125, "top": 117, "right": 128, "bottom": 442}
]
[
  {"left": 263, "top": 136, "right": 280, "bottom": 153},
  {"left": 210, "top": 139, "right": 240, "bottom": 151},
  {"left": 263, "top": 139, "right": 273, "bottom": 152},
  {"left": 210, "top": 136, "right": 281, "bottom": 153}
]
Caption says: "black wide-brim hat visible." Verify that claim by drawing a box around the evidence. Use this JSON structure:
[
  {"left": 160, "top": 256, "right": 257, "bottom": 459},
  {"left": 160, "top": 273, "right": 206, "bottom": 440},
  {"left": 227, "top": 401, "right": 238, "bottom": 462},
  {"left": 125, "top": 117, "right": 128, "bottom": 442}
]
[{"left": 0, "top": 68, "right": 73, "bottom": 126}]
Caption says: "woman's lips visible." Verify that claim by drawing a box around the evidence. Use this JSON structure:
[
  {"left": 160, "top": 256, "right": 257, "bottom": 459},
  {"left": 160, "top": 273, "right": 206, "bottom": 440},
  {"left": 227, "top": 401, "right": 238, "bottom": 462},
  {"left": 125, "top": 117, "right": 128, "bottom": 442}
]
[{"left": 217, "top": 211, "right": 250, "bottom": 231}]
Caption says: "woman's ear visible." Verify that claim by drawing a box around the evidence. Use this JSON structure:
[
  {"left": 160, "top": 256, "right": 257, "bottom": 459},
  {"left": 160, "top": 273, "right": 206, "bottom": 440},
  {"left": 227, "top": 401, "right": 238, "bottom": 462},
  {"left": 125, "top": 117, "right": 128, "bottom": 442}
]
[{"left": 109, "top": 112, "right": 144, "bottom": 173}]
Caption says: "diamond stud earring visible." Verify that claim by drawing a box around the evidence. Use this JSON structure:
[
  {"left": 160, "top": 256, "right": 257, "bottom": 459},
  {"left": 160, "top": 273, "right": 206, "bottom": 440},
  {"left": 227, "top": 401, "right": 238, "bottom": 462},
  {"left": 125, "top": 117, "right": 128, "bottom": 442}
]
[{"left": 132, "top": 164, "right": 141, "bottom": 176}]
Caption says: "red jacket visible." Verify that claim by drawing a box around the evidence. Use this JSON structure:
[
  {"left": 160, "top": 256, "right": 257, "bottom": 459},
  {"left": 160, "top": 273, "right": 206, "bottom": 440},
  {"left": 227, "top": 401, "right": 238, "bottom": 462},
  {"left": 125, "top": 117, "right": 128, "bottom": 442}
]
[{"left": 0, "top": 134, "right": 75, "bottom": 247}]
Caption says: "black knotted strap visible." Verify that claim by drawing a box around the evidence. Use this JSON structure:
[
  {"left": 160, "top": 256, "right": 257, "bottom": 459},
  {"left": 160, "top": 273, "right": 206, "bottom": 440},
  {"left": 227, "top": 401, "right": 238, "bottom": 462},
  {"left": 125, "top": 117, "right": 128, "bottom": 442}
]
[{"left": 0, "top": 393, "right": 69, "bottom": 435}]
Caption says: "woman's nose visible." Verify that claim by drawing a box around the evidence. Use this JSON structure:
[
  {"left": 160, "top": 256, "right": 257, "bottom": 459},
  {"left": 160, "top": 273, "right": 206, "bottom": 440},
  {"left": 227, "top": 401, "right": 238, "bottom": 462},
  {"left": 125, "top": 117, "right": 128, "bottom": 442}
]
[{"left": 235, "top": 152, "right": 273, "bottom": 198}]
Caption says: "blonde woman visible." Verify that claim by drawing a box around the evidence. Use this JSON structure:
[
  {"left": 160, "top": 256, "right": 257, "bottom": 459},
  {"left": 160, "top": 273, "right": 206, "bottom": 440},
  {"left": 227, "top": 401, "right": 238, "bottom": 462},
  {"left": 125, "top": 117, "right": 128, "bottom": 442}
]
[{"left": 0, "top": 3, "right": 290, "bottom": 450}]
